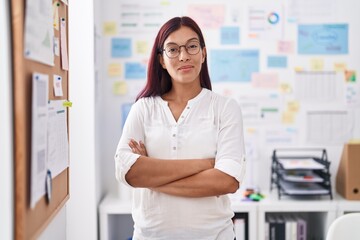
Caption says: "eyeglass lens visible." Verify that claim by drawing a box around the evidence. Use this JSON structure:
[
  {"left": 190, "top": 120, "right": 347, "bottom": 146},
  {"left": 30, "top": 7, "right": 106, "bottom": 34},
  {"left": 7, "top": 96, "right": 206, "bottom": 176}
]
[{"left": 164, "top": 41, "right": 200, "bottom": 58}]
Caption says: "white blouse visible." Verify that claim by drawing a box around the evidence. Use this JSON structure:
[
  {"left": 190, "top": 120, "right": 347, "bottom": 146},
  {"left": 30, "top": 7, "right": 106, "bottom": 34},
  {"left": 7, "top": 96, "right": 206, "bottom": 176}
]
[{"left": 115, "top": 88, "right": 246, "bottom": 240}]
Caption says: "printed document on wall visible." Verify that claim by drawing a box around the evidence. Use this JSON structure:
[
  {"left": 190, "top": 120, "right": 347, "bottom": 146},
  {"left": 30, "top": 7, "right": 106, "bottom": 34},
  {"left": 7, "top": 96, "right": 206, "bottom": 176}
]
[
  {"left": 47, "top": 100, "right": 69, "bottom": 178},
  {"left": 31, "top": 73, "right": 49, "bottom": 208},
  {"left": 24, "top": 0, "right": 54, "bottom": 66}
]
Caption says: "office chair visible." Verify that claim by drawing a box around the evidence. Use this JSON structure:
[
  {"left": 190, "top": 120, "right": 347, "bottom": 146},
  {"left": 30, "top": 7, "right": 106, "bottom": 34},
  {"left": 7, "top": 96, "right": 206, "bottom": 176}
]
[{"left": 326, "top": 213, "right": 360, "bottom": 240}]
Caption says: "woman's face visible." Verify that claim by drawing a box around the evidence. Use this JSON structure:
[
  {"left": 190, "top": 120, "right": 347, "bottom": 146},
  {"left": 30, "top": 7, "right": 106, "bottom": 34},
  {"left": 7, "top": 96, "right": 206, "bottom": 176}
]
[{"left": 160, "top": 26, "right": 206, "bottom": 86}]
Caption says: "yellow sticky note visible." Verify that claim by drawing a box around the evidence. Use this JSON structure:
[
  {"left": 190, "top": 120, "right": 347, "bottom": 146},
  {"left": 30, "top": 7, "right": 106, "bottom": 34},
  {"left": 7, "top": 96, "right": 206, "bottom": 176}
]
[
  {"left": 349, "top": 139, "right": 360, "bottom": 144},
  {"left": 294, "top": 66, "right": 303, "bottom": 72},
  {"left": 279, "top": 82, "right": 292, "bottom": 94},
  {"left": 282, "top": 111, "right": 295, "bottom": 124},
  {"left": 103, "top": 22, "right": 117, "bottom": 35},
  {"left": 136, "top": 41, "right": 148, "bottom": 55},
  {"left": 63, "top": 100, "right": 72, "bottom": 107},
  {"left": 108, "top": 63, "right": 122, "bottom": 77},
  {"left": 310, "top": 58, "right": 324, "bottom": 71},
  {"left": 113, "top": 81, "right": 127, "bottom": 95},
  {"left": 334, "top": 62, "right": 347, "bottom": 72},
  {"left": 287, "top": 101, "right": 300, "bottom": 113}
]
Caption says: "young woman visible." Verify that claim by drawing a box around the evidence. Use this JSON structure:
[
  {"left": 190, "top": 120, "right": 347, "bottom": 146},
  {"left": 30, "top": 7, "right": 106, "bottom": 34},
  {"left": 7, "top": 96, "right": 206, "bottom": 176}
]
[{"left": 115, "top": 16, "right": 246, "bottom": 240}]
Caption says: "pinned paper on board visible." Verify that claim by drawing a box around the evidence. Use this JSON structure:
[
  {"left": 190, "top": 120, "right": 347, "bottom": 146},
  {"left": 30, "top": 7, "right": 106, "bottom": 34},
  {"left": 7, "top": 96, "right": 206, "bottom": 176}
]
[
  {"left": 112, "top": 38, "right": 132, "bottom": 58},
  {"left": 135, "top": 41, "right": 149, "bottom": 55},
  {"left": 334, "top": 62, "right": 347, "bottom": 72},
  {"left": 282, "top": 111, "right": 296, "bottom": 124},
  {"left": 103, "top": 22, "right": 117, "bottom": 36},
  {"left": 54, "top": 37, "right": 60, "bottom": 56},
  {"left": 310, "top": 58, "right": 324, "bottom": 71},
  {"left": 247, "top": 4, "right": 284, "bottom": 40},
  {"left": 53, "top": 74, "right": 63, "bottom": 97},
  {"left": 279, "top": 82, "right": 292, "bottom": 94},
  {"left": 108, "top": 63, "right": 122, "bottom": 77},
  {"left": 252, "top": 73, "right": 279, "bottom": 89},
  {"left": 24, "top": 0, "right": 54, "bottom": 66},
  {"left": 268, "top": 56, "right": 287, "bottom": 68},
  {"left": 31, "top": 73, "right": 49, "bottom": 208},
  {"left": 298, "top": 24, "right": 348, "bottom": 54},
  {"left": 220, "top": 26, "right": 240, "bottom": 45},
  {"left": 210, "top": 49, "right": 259, "bottom": 82},
  {"left": 60, "top": 18, "right": 69, "bottom": 70},
  {"left": 187, "top": 4, "right": 225, "bottom": 29},
  {"left": 278, "top": 40, "right": 294, "bottom": 54},
  {"left": 113, "top": 81, "right": 128, "bottom": 95},
  {"left": 125, "top": 62, "right": 146, "bottom": 79},
  {"left": 295, "top": 71, "right": 344, "bottom": 103}
]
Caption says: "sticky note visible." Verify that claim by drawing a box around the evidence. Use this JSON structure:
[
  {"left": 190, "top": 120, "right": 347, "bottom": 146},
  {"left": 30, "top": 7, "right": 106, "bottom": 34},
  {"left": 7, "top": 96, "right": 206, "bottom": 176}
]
[
  {"left": 113, "top": 81, "right": 127, "bottom": 95},
  {"left": 334, "top": 62, "right": 347, "bottom": 72},
  {"left": 136, "top": 41, "right": 148, "bottom": 55},
  {"left": 111, "top": 38, "right": 132, "bottom": 58},
  {"left": 268, "top": 56, "right": 287, "bottom": 68},
  {"left": 125, "top": 62, "right": 146, "bottom": 79},
  {"left": 220, "top": 26, "right": 240, "bottom": 45},
  {"left": 103, "top": 22, "right": 117, "bottom": 35},
  {"left": 310, "top": 58, "right": 324, "bottom": 71},
  {"left": 108, "top": 63, "right": 122, "bottom": 77},
  {"left": 63, "top": 100, "right": 72, "bottom": 107}
]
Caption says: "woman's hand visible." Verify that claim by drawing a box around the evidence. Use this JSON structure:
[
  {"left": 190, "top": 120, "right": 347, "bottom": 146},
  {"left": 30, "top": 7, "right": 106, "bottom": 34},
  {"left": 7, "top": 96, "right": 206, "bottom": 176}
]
[{"left": 129, "top": 139, "right": 148, "bottom": 156}]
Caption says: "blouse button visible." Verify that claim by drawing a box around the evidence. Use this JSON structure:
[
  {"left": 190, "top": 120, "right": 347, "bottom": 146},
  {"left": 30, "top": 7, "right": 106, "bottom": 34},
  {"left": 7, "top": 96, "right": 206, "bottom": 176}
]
[
  {"left": 186, "top": 106, "right": 190, "bottom": 109},
  {"left": 172, "top": 134, "right": 176, "bottom": 137},
  {"left": 173, "top": 147, "right": 176, "bottom": 150}
]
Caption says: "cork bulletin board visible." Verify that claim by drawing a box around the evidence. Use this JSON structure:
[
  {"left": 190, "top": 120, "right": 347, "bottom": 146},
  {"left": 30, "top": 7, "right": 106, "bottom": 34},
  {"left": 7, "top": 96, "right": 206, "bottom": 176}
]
[{"left": 11, "top": 0, "right": 70, "bottom": 239}]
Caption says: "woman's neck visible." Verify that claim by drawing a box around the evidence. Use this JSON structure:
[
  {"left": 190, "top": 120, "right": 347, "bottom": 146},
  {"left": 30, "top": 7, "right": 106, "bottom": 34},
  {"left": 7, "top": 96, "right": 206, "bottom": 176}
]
[{"left": 163, "top": 83, "right": 202, "bottom": 104}]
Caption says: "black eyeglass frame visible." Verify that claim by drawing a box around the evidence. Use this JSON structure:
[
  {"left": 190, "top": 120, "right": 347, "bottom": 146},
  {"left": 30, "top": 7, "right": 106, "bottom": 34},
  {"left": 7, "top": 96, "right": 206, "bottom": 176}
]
[{"left": 160, "top": 40, "right": 203, "bottom": 59}]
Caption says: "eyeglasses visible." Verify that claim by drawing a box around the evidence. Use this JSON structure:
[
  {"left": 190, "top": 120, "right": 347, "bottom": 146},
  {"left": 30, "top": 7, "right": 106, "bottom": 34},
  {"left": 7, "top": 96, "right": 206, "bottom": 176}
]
[{"left": 162, "top": 40, "right": 201, "bottom": 59}]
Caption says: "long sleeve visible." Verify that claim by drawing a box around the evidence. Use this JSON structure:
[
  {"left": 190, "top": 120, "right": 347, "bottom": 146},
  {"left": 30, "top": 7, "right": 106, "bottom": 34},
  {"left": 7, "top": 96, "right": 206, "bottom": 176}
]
[{"left": 114, "top": 100, "right": 144, "bottom": 187}]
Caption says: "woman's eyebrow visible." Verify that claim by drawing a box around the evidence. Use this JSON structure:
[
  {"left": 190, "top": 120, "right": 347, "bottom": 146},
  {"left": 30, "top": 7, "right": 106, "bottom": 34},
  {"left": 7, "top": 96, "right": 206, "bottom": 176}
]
[{"left": 165, "top": 37, "right": 199, "bottom": 46}]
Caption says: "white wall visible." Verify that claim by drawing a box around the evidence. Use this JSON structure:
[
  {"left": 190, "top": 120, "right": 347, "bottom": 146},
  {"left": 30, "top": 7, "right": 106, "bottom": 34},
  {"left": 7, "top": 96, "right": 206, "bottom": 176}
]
[
  {"left": 67, "top": 0, "right": 98, "bottom": 239},
  {"left": 0, "top": 0, "right": 14, "bottom": 239},
  {"left": 96, "top": 0, "right": 360, "bottom": 197}
]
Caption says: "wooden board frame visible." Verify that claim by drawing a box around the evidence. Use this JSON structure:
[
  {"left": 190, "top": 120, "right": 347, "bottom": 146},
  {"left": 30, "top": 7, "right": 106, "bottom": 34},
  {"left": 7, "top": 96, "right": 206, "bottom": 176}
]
[{"left": 11, "top": 1, "right": 70, "bottom": 239}]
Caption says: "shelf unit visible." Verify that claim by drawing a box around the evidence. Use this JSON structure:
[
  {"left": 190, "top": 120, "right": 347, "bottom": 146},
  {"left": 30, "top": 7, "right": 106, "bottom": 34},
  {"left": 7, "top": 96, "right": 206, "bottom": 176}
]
[
  {"left": 258, "top": 190, "right": 337, "bottom": 240},
  {"left": 99, "top": 192, "right": 360, "bottom": 240},
  {"left": 99, "top": 193, "right": 258, "bottom": 240},
  {"left": 270, "top": 148, "right": 333, "bottom": 200}
]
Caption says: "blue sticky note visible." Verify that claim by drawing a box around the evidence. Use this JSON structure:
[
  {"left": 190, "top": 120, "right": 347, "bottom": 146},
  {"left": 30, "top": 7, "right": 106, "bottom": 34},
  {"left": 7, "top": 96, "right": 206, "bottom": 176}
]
[
  {"left": 210, "top": 49, "right": 259, "bottom": 82},
  {"left": 298, "top": 24, "right": 348, "bottom": 54},
  {"left": 121, "top": 103, "right": 133, "bottom": 128},
  {"left": 125, "top": 62, "right": 146, "bottom": 79},
  {"left": 221, "top": 27, "right": 240, "bottom": 45},
  {"left": 111, "top": 38, "right": 132, "bottom": 58},
  {"left": 268, "top": 56, "right": 287, "bottom": 68}
]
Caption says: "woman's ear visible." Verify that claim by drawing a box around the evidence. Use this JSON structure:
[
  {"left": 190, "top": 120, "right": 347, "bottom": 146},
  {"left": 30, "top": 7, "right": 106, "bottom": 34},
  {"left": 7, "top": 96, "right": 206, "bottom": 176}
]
[
  {"left": 202, "top": 47, "right": 207, "bottom": 63},
  {"left": 159, "top": 54, "right": 166, "bottom": 69}
]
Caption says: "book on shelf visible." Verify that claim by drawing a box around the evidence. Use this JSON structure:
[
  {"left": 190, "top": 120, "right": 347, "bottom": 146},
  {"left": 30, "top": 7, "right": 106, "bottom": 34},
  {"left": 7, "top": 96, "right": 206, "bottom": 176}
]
[
  {"left": 279, "top": 180, "right": 329, "bottom": 195},
  {"left": 267, "top": 215, "right": 285, "bottom": 240},
  {"left": 278, "top": 158, "right": 325, "bottom": 170},
  {"left": 281, "top": 170, "right": 323, "bottom": 183},
  {"left": 266, "top": 214, "right": 306, "bottom": 240},
  {"left": 296, "top": 216, "right": 307, "bottom": 240}
]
